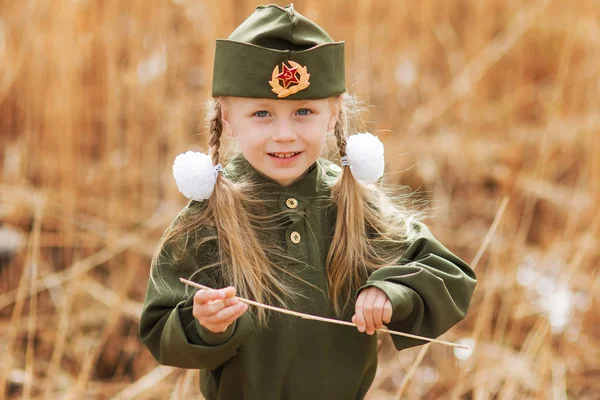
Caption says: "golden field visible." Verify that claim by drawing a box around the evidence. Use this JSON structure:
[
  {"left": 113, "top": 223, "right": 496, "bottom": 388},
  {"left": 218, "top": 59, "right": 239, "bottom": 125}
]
[{"left": 0, "top": 0, "right": 598, "bottom": 398}]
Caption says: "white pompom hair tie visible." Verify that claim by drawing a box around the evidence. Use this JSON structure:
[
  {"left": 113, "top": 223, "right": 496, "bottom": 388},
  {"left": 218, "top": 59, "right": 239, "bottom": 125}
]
[
  {"left": 172, "top": 151, "right": 222, "bottom": 201},
  {"left": 341, "top": 132, "right": 385, "bottom": 184}
]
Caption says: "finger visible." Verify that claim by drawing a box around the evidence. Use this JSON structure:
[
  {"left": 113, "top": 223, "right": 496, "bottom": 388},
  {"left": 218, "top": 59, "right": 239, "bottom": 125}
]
[
  {"left": 209, "top": 299, "right": 228, "bottom": 314},
  {"left": 382, "top": 299, "right": 393, "bottom": 324},
  {"left": 363, "top": 289, "right": 379, "bottom": 335},
  {"left": 372, "top": 293, "right": 388, "bottom": 329},
  {"left": 354, "top": 292, "right": 367, "bottom": 333},
  {"left": 221, "top": 286, "right": 237, "bottom": 298},
  {"left": 202, "top": 296, "right": 241, "bottom": 315},
  {"left": 219, "top": 303, "right": 248, "bottom": 327},
  {"left": 194, "top": 288, "right": 225, "bottom": 305},
  {"left": 223, "top": 297, "right": 239, "bottom": 308},
  {"left": 351, "top": 314, "right": 357, "bottom": 325},
  {"left": 204, "top": 302, "right": 247, "bottom": 325}
]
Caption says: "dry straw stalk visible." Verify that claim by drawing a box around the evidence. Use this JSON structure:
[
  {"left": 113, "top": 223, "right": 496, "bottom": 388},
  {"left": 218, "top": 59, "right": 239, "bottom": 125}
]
[{"left": 179, "top": 278, "right": 470, "bottom": 350}]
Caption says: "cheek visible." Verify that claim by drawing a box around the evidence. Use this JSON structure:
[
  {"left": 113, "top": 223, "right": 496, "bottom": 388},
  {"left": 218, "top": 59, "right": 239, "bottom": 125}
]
[
  {"left": 306, "top": 121, "right": 328, "bottom": 151},
  {"left": 314, "top": 133, "right": 327, "bottom": 152},
  {"left": 235, "top": 132, "right": 267, "bottom": 158}
]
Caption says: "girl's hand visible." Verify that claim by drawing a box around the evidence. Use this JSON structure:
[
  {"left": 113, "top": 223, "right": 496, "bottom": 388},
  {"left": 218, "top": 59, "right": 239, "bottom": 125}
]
[
  {"left": 352, "top": 287, "right": 393, "bottom": 335},
  {"left": 193, "top": 286, "right": 248, "bottom": 333}
]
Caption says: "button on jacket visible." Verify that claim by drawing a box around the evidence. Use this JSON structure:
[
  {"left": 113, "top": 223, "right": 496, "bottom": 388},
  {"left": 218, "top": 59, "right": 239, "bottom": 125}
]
[{"left": 139, "top": 154, "right": 477, "bottom": 400}]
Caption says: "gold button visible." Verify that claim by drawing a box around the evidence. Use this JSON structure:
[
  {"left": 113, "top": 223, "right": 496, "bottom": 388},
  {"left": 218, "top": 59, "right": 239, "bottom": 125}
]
[
  {"left": 290, "top": 231, "right": 301, "bottom": 244},
  {"left": 286, "top": 198, "right": 298, "bottom": 209}
]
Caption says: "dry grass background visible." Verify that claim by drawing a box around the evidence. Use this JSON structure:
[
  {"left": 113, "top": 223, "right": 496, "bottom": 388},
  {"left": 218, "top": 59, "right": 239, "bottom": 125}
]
[{"left": 0, "top": 0, "right": 599, "bottom": 398}]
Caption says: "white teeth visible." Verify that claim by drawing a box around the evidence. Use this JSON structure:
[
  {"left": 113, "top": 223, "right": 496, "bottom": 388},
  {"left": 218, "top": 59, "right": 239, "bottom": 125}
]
[{"left": 271, "top": 152, "right": 298, "bottom": 158}]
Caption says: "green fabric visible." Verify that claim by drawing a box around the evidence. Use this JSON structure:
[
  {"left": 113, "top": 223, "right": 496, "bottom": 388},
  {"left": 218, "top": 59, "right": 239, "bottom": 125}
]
[
  {"left": 212, "top": 4, "right": 345, "bottom": 99},
  {"left": 139, "top": 154, "right": 477, "bottom": 399}
]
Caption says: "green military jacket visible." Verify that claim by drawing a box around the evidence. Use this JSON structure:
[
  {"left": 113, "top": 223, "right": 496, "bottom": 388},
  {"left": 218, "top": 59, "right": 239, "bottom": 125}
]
[{"left": 139, "top": 154, "right": 477, "bottom": 400}]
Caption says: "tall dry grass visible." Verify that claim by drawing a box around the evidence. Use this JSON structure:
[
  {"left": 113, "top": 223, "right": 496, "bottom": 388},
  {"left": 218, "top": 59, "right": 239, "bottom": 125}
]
[{"left": 0, "top": 0, "right": 599, "bottom": 398}]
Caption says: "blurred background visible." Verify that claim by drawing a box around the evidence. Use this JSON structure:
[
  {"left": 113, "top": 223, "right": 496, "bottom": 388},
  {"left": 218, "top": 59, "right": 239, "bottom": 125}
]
[{"left": 1, "top": 0, "right": 598, "bottom": 399}]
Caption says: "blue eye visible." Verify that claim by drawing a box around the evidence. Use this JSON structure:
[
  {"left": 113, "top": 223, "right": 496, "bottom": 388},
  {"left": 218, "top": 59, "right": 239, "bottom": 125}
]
[
  {"left": 297, "top": 108, "right": 312, "bottom": 116},
  {"left": 255, "top": 110, "right": 270, "bottom": 117}
]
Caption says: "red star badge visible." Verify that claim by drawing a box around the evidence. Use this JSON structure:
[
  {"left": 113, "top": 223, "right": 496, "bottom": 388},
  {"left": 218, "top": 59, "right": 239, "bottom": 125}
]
[
  {"left": 274, "top": 63, "right": 300, "bottom": 88},
  {"left": 269, "top": 61, "right": 310, "bottom": 98}
]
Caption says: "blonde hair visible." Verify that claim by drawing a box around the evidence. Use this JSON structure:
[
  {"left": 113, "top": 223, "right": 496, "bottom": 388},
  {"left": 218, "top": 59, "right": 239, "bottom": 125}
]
[{"left": 152, "top": 93, "right": 422, "bottom": 324}]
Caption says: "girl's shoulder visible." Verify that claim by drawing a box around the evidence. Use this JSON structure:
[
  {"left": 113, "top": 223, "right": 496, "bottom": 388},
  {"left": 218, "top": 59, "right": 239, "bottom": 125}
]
[
  {"left": 165, "top": 199, "right": 213, "bottom": 237},
  {"left": 173, "top": 199, "right": 208, "bottom": 219}
]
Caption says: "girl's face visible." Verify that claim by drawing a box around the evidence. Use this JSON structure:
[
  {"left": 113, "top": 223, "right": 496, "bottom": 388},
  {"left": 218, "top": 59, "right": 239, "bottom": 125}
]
[{"left": 221, "top": 97, "right": 340, "bottom": 186}]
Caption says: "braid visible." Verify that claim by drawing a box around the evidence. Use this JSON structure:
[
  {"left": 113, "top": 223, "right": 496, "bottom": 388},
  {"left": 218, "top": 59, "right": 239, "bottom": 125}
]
[
  {"left": 334, "top": 107, "right": 348, "bottom": 158},
  {"left": 209, "top": 103, "right": 223, "bottom": 166}
]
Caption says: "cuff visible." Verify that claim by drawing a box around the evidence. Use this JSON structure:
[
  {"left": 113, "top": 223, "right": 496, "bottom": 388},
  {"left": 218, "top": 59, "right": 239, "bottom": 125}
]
[
  {"left": 358, "top": 281, "right": 415, "bottom": 322},
  {"left": 194, "top": 319, "right": 236, "bottom": 346}
]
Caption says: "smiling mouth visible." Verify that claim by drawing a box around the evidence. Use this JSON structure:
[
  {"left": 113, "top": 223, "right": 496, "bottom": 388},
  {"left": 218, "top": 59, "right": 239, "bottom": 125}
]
[{"left": 268, "top": 152, "right": 302, "bottom": 158}]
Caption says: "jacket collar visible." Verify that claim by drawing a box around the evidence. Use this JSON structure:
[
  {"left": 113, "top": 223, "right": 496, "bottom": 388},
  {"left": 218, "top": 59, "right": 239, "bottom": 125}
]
[{"left": 224, "top": 153, "right": 322, "bottom": 199}]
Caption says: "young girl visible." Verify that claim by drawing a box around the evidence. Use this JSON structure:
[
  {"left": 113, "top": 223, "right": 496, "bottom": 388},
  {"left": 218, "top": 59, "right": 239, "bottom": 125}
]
[{"left": 139, "top": 4, "right": 476, "bottom": 399}]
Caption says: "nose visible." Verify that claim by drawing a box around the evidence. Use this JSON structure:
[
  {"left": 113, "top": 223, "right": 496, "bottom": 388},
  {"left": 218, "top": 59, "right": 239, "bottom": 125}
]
[{"left": 272, "top": 120, "right": 297, "bottom": 142}]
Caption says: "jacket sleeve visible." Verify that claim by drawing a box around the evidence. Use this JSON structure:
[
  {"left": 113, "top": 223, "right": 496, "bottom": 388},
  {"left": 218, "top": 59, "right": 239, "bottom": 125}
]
[
  {"left": 138, "top": 205, "right": 255, "bottom": 370},
  {"left": 358, "top": 221, "right": 477, "bottom": 350}
]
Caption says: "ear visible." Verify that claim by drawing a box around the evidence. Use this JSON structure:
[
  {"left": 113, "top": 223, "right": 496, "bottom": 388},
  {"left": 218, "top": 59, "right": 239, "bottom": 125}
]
[{"left": 328, "top": 115, "right": 338, "bottom": 132}]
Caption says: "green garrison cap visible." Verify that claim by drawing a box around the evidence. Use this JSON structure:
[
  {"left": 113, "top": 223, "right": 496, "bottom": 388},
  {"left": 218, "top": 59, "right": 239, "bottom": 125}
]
[{"left": 212, "top": 4, "right": 345, "bottom": 100}]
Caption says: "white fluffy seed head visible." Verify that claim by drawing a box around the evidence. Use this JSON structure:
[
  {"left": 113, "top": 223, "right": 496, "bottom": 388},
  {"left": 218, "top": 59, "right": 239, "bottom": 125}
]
[
  {"left": 345, "top": 132, "right": 385, "bottom": 184},
  {"left": 172, "top": 151, "right": 218, "bottom": 201}
]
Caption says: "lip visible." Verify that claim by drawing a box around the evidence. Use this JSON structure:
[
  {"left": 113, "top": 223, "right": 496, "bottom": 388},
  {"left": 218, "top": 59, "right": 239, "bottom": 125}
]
[{"left": 267, "top": 151, "right": 303, "bottom": 165}]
